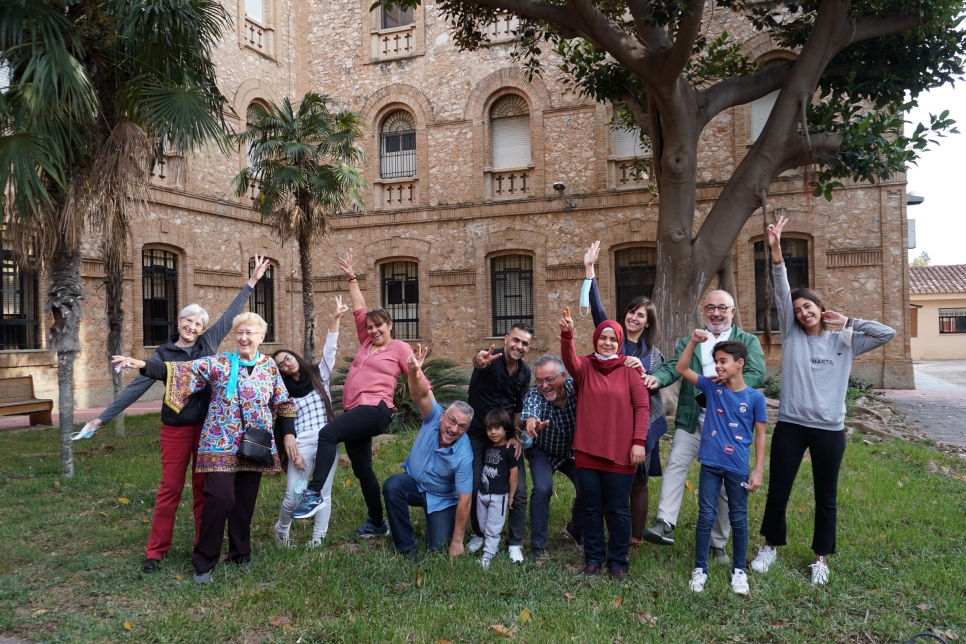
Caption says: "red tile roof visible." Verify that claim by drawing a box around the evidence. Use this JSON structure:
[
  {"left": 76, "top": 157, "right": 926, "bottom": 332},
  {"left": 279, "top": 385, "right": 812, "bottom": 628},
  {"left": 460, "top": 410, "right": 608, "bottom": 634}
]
[{"left": 910, "top": 265, "right": 966, "bottom": 294}]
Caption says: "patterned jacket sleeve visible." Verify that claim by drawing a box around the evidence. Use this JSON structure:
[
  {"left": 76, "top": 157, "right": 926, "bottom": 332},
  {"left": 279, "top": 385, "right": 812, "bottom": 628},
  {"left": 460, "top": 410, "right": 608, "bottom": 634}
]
[{"left": 156, "top": 357, "right": 217, "bottom": 413}]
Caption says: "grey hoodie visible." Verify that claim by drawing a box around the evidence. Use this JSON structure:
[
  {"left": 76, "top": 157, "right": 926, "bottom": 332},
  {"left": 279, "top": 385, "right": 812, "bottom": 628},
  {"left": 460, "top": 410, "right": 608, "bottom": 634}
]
[{"left": 773, "top": 263, "right": 895, "bottom": 431}]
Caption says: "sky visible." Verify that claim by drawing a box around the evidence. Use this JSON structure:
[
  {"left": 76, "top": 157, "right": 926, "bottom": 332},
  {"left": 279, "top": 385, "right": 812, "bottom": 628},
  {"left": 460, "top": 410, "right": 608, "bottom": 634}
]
[{"left": 905, "top": 81, "right": 966, "bottom": 266}]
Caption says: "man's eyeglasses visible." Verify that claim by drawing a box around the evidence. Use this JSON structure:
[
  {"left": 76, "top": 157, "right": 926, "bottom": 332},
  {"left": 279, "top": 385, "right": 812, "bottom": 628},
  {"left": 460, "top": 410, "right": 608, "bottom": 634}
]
[
  {"left": 443, "top": 411, "right": 469, "bottom": 432},
  {"left": 704, "top": 304, "right": 733, "bottom": 313},
  {"left": 535, "top": 373, "right": 563, "bottom": 386}
]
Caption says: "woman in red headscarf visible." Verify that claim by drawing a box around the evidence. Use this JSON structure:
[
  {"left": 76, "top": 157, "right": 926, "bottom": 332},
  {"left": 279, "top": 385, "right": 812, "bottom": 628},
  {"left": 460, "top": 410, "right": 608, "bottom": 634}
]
[{"left": 560, "top": 307, "right": 649, "bottom": 579}]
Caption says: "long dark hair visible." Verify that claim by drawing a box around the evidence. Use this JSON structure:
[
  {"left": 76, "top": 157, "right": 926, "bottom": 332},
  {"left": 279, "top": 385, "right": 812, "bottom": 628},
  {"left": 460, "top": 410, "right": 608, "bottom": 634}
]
[
  {"left": 790, "top": 287, "right": 829, "bottom": 333},
  {"left": 621, "top": 295, "right": 661, "bottom": 359},
  {"left": 271, "top": 349, "right": 335, "bottom": 421}
]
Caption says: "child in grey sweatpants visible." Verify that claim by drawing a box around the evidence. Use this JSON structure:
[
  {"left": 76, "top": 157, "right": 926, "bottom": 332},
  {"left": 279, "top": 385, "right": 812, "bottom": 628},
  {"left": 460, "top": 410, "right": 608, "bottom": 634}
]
[{"left": 477, "top": 410, "right": 520, "bottom": 568}]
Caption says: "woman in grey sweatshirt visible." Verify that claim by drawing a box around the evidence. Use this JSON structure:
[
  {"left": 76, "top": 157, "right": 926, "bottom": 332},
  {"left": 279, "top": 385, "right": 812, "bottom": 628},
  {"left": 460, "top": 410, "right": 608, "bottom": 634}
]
[{"left": 749, "top": 216, "right": 896, "bottom": 585}]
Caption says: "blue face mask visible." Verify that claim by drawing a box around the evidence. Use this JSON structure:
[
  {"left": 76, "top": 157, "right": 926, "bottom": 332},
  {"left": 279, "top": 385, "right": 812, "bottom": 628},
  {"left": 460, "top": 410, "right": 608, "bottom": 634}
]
[{"left": 580, "top": 279, "right": 592, "bottom": 317}]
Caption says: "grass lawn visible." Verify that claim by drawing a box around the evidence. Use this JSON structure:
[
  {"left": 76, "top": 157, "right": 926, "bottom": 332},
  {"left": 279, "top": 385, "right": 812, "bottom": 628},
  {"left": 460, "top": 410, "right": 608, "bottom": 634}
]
[{"left": 0, "top": 415, "right": 964, "bottom": 643}]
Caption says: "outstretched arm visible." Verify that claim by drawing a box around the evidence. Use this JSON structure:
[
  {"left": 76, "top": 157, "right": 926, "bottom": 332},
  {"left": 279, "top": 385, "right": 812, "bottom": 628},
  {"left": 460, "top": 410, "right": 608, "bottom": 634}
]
[
  {"left": 406, "top": 344, "right": 435, "bottom": 419},
  {"left": 339, "top": 252, "right": 366, "bottom": 312},
  {"left": 202, "top": 253, "right": 269, "bottom": 350},
  {"left": 559, "top": 307, "right": 582, "bottom": 382},
  {"left": 674, "top": 330, "right": 707, "bottom": 386}
]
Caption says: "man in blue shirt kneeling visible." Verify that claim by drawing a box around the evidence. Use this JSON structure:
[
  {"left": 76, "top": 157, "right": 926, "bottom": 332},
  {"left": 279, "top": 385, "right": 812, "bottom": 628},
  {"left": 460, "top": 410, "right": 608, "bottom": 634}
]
[{"left": 383, "top": 345, "right": 475, "bottom": 562}]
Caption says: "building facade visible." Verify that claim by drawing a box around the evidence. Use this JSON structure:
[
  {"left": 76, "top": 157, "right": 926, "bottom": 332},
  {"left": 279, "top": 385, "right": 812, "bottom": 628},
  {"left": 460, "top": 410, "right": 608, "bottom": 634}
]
[
  {"left": 909, "top": 265, "right": 966, "bottom": 360},
  {"left": 0, "top": 0, "right": 915, "bottom": 407}
]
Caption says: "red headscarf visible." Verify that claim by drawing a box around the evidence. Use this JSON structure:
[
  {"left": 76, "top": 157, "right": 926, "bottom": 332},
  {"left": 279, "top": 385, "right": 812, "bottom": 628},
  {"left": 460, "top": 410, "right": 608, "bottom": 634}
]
[{"left": 588, "top": 320, "right": 625, "bottom": 375}]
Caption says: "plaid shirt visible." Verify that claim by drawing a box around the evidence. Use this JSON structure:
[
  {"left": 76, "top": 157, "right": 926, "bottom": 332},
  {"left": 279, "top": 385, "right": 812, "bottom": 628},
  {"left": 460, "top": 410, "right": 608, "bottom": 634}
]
[{"left": 520, "top": 377, "right": 578, "bottom": 470}]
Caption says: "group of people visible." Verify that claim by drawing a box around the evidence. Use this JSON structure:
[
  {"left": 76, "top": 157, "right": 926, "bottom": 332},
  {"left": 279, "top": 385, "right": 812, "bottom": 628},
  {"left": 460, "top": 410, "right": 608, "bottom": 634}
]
[{"left": 105, "top": 223, "right": 895, "bottom": 593}]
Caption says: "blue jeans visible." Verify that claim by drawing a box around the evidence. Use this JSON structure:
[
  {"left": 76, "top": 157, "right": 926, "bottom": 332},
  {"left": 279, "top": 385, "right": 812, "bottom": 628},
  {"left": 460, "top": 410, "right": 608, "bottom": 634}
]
[
  {"left": 383, "top": 473, "right": 457, "bottom": 553},
  {"left": 695, "top": 465, "right": 749, "bottom": 572},
  {"left": 526, "top": 447, "right": 582, "bottom": 549},
  {"left": 576, "top": 468, "right": 635, "bottom": 571}
]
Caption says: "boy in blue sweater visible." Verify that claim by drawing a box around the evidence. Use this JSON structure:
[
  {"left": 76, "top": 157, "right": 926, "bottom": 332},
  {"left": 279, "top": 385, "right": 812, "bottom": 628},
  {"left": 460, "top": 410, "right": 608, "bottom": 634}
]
[{"left": 675, "top": 331, "right": 767, "bottom": 595}]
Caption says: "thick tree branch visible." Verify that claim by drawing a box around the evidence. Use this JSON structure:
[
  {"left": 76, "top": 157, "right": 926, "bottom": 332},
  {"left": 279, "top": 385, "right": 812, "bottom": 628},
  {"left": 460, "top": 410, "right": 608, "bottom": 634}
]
[
  {"left": 625, "top": 0, "right": 671, "bottom": 50},
  {"left": 666, "top": 0, "right": 706, "bottom": 79},
  {"left": 845, "top": 13, "right": 924, "bottom": 49},
  {"left": 568, "top": 0, "right": 660, "bottom": 84},
  {"left": 699, "top": 62, "right": 793, "bottom": 124},
  {"left": 466, "top": 0, "right": 580, "bottom": 30},
  {"left": 774, "top": 131, "right": 842, "bottom": 175},
  {"left": 621, "top": 92, "right": 651, "bottom": 138}
]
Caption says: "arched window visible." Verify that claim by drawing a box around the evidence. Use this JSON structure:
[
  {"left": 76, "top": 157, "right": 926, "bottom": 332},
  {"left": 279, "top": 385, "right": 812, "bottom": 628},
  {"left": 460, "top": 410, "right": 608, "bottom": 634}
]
[
  {"left": 0, "top": 233, "right": 40, "bottom": 350},
  {"left": 491, "top": 254, "right": 533, "bottom": 336},
  {"left": 381, "top": 0, "right": 414, "bottom": 28},
  {"left": 381, "top": 261, "right": 419, "bottom": 339},
  {"left": 142, "top": 249, "right": 179, "bottom": 345},
  {"left": 249, "top": 259, "right": 275, "bottom": 342},
  {"left": 380, "top": 110, "right": 417, "bottom": 179},
  {"left": 614, "top": 247, "right": 656, "bottom": 315},
  {"left": 490, "top": 94, "right": 531, "bottom": 169},
  {"left": 754, "top": 238, "right": 808, "bottom": 331}
]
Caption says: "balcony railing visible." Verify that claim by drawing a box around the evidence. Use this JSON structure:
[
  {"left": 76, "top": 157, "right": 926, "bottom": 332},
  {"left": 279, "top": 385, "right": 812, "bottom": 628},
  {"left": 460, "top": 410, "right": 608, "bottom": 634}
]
[
  {"left": 608, "top": 159, "right": 649, "bottom": 189},
  {"left": 371, "top": 24, "right": 416, "bottom": 61},
  {"left": 485, "top": 167, "right": 533, "bottom": 200},
  {"left": 374, "top": 178, "right": 418, "bottom": 209},
  {"left": 486, "top": 13, "right": 520, "bottom": 43},
  {"left": 244, "top": 17, "right": 275, "bottom": 57}
]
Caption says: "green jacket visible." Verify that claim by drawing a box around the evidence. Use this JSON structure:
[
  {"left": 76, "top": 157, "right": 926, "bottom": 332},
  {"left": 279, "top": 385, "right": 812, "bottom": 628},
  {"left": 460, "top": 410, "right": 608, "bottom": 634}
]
[{"left": 652, "top": 326, "right": 765, "bottom": 433}]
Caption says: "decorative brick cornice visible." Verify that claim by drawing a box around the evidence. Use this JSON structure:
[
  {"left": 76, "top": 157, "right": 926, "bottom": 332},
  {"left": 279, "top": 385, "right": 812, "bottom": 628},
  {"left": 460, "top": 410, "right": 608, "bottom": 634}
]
[{"left": 827, "top": 247, "right": 883, "bottom": 268}]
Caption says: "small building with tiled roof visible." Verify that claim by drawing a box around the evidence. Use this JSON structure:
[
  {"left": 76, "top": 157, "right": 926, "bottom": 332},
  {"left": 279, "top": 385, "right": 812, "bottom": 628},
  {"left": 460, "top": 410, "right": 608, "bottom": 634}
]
[{"left": 910, "top": 265, "right": 966, "bottom": 360}]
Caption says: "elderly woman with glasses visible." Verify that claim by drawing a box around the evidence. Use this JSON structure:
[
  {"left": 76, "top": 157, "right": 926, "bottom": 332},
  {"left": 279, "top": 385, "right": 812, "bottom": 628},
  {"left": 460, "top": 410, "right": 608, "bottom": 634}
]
[
  {"left": 291, "top": 252, "right": 430, "bottom": 538},
  {"left": 89, "top": 255, "right": 270, "bottom": 574},
  {"left": 113, "top": 311, "right": 295, "bottom": 583}
]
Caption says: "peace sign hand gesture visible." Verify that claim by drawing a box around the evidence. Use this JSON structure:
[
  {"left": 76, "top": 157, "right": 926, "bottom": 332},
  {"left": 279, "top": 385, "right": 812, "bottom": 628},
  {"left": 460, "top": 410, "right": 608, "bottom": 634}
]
[
  {"left": 332, "top": 295, "right": 349, "bottom": 319},
  {"left": 474, "top": 344, "right": 500, "bottom": 369},
  {"left": 559, "top": 306, "right": 575, "bottom": 334},
  {"left": 408, "top": 343, "right": 429, "bottom": 375},
  {"left": 247, "top": 253, "right": 271, "bottom": 287},
  {"left": 767, "top": 215, "right": 788, "bottom": 253}
]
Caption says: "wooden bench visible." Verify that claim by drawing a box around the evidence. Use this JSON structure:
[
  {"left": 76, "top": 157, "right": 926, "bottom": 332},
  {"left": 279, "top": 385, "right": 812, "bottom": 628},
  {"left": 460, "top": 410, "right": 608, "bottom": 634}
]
[{"left": 0, "top": 376, "right": 54, "bottom": 426}]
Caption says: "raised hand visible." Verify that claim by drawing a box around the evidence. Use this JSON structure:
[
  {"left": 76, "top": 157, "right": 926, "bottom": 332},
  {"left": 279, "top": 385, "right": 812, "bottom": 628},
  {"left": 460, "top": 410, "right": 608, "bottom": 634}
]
[
  {"left": 110, "top": 355, "right": 146, "bottom": 370},
  {"left": 583, "top": 241, "right": 601, "bottom": 278},
  {"left": 474, "top": 344, "right": 500, "bottom": 369},
  {"left": 525, "top": 417, "right": 550, "bottom": 438},
  {"left": 691, "top": 328, "right": 709, "bottom": 344},
  {"left": 559, "top": 306, "right": 575, "bottom": 333},
  {"left": 248, "top": 253, "right": 271, "bottom": 286},
  {"left": 766, "top": 214, "right": 788, "bottom": 251},
  {"left": 821, "top": 310, "right": 848, "bottom": 327},
  {"left": 338, "top": 252, "right": 355, "bottom": 278},
  {"left": 332, "top": 295, "right": 349, "bottom": 319},
  {"left": 408, "top": 343, "right": 429, "bottom": 374}
]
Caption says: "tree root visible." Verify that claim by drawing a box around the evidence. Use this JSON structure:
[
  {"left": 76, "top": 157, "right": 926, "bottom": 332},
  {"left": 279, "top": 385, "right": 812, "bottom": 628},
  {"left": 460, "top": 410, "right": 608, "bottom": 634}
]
[
  {"left": 845, "top": 419, "right": 899, "bottom": 438},
  {"left": 853, "top": 404, "right": 888, "bottom": 422}
]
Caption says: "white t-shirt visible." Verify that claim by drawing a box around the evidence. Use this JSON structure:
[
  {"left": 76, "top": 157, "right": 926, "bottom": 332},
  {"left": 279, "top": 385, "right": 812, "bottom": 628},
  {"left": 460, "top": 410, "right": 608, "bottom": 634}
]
[{"left": 696, "top": 327, "right": 733, "bottom": 426}]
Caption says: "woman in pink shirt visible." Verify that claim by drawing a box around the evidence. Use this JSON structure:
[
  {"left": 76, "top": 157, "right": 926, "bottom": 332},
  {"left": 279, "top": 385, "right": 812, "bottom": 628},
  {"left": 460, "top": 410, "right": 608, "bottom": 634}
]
[{"left": 291, "top": 252, "right": 422, "bottom": 537}]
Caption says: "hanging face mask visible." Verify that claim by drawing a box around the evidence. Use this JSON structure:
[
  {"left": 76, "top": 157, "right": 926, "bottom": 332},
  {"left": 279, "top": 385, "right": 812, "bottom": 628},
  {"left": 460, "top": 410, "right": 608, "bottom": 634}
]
[
  {"left": 579, "top": 279, "right": 592, "bottom": 317},
  {"left": 840, "top": 317, "right": 853, "bottom": 349},
  {"left": 294, "top": 471, "right": 309, "bottom": 497}
]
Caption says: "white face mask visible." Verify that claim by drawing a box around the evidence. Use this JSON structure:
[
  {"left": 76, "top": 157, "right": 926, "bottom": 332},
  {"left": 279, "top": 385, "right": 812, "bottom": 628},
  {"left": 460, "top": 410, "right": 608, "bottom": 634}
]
[{"left": 841, "top": 318, "right": 853, "bottom": 348}]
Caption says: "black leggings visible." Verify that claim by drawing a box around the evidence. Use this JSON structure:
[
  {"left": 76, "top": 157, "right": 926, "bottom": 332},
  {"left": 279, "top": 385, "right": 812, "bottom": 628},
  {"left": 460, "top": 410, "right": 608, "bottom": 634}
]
[
  {"left": 759, "top": 421, "right": 847, "bottom": 556},
  {"left": 309, "top": 400, "right": 393, "bottom": 524}
]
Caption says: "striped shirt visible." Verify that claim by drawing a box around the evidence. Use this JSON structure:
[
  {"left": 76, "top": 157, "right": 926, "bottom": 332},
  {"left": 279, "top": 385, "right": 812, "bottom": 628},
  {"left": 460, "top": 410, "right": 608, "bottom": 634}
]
[{"left": 520, "top": 377, "right": 578, "bottom": 470}]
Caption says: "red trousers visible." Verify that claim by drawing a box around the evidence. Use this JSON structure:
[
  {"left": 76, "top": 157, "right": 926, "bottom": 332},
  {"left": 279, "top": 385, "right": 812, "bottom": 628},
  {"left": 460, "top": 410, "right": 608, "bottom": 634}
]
[{"left": 145, "top": 423, "right": 205, "bottom": 561}]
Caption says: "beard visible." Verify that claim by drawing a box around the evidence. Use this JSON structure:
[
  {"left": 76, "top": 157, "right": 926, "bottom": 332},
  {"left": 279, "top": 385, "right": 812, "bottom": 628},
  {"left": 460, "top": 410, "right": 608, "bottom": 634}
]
[
  {"left": 706, "top": 319, "right": 730, "bottom": 334},
  {"left": 540, "top": 388, "right": 558, "bottom": 402}
]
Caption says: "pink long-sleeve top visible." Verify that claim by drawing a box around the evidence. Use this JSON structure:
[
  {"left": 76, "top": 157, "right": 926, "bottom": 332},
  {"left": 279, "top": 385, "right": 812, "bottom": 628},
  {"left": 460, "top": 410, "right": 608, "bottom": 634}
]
[
  {"left": 561, "top": 329, "right": 649, "bottom": 474},
  {"left": 342, "top": 308, "right": 429, "bottom": 410}
]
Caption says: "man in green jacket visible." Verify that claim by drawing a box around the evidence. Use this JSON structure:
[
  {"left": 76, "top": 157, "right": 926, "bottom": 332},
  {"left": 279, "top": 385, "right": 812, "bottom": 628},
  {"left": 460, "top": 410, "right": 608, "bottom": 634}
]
[{"left": 641, "top": 290, "right": 765, "bottom": 560}]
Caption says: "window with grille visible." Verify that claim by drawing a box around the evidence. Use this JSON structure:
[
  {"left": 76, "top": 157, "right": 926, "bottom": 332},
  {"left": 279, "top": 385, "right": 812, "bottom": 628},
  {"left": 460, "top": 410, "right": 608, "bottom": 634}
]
[
  {"left": 939, "top": 309, "right": 966, "bottom": 334},
  {"left": 249, "top": 260, "right": 275, "bottom": 342},
  {"left": 142, "top": 249, "right": 178, "bottom": 345},
  {"left": 381, "top": 261, "right": 419, "bottom": 339},
  {"left": 381, "top": 1, "right": 414, "bottom": 28},
  {"left": 490, "top": 95, "right": 531, "bottom": 169},
  {"left": 0, "top": 236, "right": 40, "bottom": 350},
  {"left": 754, "top": 239, "right": 808, "bottom": 331},
  {"left": 614, "top": 247, "right": 656, "bottom": 315},
  {"left": 491, "top": 255, "right": 533, "bottom": 336},
  {"left": 245, "top": 0, "right": 264, "bottom": 24},
  {"left": 380, "top": 110, "right": 417, "bottom": 179}
]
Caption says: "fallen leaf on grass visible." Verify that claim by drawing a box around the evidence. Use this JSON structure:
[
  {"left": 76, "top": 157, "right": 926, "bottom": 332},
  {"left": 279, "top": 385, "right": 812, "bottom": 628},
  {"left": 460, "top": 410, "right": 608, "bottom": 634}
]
[
  {"left": 771, "top": 620, "right": 786, "bottom": 627},
  {"left": 31, "top": 609, "right": 48, "bottom": 618},
  {"left": 518, "top": 608, "right": 531, "bottom": 623},
  {"left": 118, "top": 497, "right": 131, "bottom": 505},
  {"left": 650, "top": 591, "right": 659, "bottom": 599},
  {"left": 435, "top": 640, "right": 454, "bottom": 644},
  {"left": 416, "top": 568, "right": 424, "bottom": 588},
  {"left": 172, "top": 575, "right": 183, "bottom": 581},
  {"left": 97, "top": 512, "right": 108, "bottom": 518},
  {"left": 270, "top": 616, "right": 290, "bottom": 627},
  {"left": 490, "top": 624, "right": 518, "bottom": 638},
  {"left": 612, "top": 597, "right": 623, "bottom": 608},
  {"left": 140, "top": 519, "right": 150, "bottom": 523},
  {"left": 54, "top": 481, "right": 60, "bottom": 488},
  {"left": 638, "top": 612, "right": 657, "bottom": 628},
  {"left": 896, "top": 480, "right": 904, "bottom": 488},
  {"left": 124, "top": 483, "right": 133, "bottom": 488},
  {"left": 393, "top": 582, "right": 411, "bottom": 590},
  {"left": 344, "top": 479, "right": 354, "bottom": 488},
  {"left": 916, "top": 603, "right": 932, "bottom": 611},
  {"left": 685, "top": 480, "right": 695, "bottom": 493},
  {"left": 564, "top": 592, "right": 575, "bottom": 601},
  {"left": 123, "top": 621, "right": 133, "bottom": 631},
  {"left": 946, "top": 630, "right": 960, "bottom": 641}
]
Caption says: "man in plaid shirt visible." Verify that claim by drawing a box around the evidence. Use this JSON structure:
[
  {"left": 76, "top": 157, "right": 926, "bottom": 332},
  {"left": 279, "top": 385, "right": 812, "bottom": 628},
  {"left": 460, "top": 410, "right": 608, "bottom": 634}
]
[{"left": 521, "top": 354, "right": 583, "bottom": 559}]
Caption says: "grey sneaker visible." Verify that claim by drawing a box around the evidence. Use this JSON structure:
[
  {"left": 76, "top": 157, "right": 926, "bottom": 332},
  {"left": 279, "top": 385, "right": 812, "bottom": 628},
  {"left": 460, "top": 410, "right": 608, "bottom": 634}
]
[
  {"left": 193, "top": 570, "right": 213, "bottom": 585},
  {"left": 712, "top": 546, "right": 730, "bottom": 565},
  {"left": 642, "top": 519, "right": 674, "bottom": 545},
  {"left": 467, "top": 534, "right": 484, "bottom": 553}
]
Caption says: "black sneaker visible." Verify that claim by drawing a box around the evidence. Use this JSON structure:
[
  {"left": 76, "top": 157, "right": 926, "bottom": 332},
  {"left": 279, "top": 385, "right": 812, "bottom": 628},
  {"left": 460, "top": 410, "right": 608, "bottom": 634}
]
[
  {"left": 353, "top": 518, "right": 390, "bottom": 538},
  {"left": 401, "top": 548, "right": 419, "bottom": 565},
  {"left": 641, "top": 518, "right": 674, "bottom": 545},
  {"left": 142, "top": 558, "right": 161, "bottom": 574},
  {"left": 529, "top": 547, "right": 545, "bottom": 561}
]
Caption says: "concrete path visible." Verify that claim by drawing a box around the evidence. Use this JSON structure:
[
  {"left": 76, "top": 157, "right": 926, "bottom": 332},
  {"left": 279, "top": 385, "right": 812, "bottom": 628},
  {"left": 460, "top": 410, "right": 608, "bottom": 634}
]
[
  {"left": 883, "top": 360, "right": 966, "bottom": 447},
  {"left": 0, "top": 399, "right": 162, "bottom": 432}
]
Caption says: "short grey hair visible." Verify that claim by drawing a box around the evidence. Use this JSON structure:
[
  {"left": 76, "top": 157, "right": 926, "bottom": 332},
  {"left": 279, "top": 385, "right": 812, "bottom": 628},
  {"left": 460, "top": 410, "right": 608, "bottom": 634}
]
[
  {"left": 178, "top": 303, "right": 210, "bottom": 328},
  {"left": 447, "top": 400, "right": 474, "bottom": 422},
  {"left": 704, "top": 290, "right": 735, "bottom": 308},
  {"left": 532, "top": 354, "right": 566, "bottom": 375}
]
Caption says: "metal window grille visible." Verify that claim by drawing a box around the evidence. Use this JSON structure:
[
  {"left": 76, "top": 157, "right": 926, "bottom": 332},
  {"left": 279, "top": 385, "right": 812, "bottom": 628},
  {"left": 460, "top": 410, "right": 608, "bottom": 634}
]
[
  {"left": 491, "top": 255, "right": 533, "bottom": 336},
  {"left": 0, "top": 238, "right": 40, "bottom": 350},
  {"left": 614, "top": 247, "right": 656, "bottom": 316},
  {"left": 381, "top": 261, "right": 419, "bottom": 339},
  {"left": 142, "top": 249, "right": 178, "bottom": 345},
  {"left": 380, "top": 110, "right": 417, "bottom": 179},
  {"left": 381, "top": 2, "right": 414, "bottom": 29},
  {"left": 754, "top": 239, "right": 809, "bottom": 331},
  {"left": 249, "top": 260, "right": 275, "bottom": 342},
  {"left": 939, "top": 308, "right": 966, "bottom": 334}
]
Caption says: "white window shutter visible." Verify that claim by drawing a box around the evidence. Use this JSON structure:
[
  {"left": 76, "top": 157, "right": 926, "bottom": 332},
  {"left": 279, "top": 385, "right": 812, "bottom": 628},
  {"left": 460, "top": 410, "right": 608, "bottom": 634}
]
[
  {"left": 491, "top": 115, "right": 531, "bottom": 169},
  {"left": 614, "top": 127, "right": 646, "bottom": 158},
  {"left": 751, "top": 91, "right": 779, "bottom": 141},
  {"left": 245, "top": 0, "right": 264, "bottom": 24}
]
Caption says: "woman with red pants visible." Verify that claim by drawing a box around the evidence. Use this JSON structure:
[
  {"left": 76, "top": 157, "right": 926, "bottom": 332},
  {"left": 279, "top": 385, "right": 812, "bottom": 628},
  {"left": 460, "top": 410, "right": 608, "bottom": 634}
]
[{"left": 89, "top": 256, "right": 270, "bottom": 573}]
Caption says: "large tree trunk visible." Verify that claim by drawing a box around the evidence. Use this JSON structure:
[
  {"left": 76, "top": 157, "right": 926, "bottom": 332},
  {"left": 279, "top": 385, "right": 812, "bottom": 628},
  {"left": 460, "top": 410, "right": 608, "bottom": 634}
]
[
  {"left": 105, "top": 260, "right": 125, "bottom": 437},
  {"left": 298, "top": 228, "right": 317, "bottom": 365},
  {"left": 47, "top": 246, "right": 85, "bottom": 478}
]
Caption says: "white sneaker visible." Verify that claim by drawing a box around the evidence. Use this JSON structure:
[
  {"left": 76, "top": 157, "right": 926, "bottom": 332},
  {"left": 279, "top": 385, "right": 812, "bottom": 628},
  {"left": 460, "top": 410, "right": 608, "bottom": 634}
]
[
  {"left": 480, "top": 555, "right": 492, "bottom": 569},
  {"left": 731, "top": 569, "right": 750, "bottom": 595},
  {"left": 508, "top": 545, "right": 524, "bottom": 564},
  {"left": 809, "top": 559, "right": 829, "bottom": 585},
  {"left": 273, "top": 523, "right": 290, "bottom": 548},
  {"left": 468, "top": 534, "right": 484, "bottom": 553},
  {"left": 306, "top": 540, "right": 322, "bottom": 549},
  {"left": 750, "top": 545, "right": 777, "bottom": 573},
  {"left": 689, "top": 568, "right": 708, "bottom": 593}
]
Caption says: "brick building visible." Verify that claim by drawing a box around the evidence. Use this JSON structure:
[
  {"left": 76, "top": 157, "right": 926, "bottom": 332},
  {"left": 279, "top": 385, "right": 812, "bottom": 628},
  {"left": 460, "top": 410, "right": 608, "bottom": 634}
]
[{"left": 0, "top": 0, "right": 915, "bottom": 407}]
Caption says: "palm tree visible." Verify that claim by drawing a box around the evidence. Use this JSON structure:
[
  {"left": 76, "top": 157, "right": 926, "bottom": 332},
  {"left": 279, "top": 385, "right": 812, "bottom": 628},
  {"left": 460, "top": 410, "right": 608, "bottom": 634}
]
[
  {"left": 0, "top": 0, "right": 232, "bottom": 475},
  {"left": 233, "top": 93, "right": 368, "bottom": 364}
]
